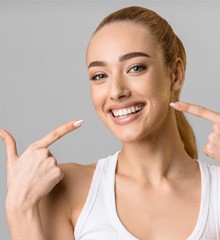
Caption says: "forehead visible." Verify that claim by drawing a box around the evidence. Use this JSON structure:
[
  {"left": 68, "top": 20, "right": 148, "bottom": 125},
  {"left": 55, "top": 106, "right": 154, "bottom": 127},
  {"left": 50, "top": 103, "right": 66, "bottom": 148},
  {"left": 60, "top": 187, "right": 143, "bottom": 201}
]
[{"left": 87, "top": 22, "right": 162, "bottom": 64}]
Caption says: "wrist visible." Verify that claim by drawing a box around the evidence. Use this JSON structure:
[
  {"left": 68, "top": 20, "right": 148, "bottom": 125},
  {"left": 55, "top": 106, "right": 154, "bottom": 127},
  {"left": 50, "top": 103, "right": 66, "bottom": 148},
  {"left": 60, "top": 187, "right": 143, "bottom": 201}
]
[
  {"left": 5, "top": 196, "right": 46, "bottom": 240},
  {"left": 6, "top": 193, "right": 39, "bottom": 219}
]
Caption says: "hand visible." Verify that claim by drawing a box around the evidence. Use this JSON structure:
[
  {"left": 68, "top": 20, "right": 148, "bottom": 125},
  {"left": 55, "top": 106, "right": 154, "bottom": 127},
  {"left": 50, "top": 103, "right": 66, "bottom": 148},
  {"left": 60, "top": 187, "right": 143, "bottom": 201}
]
[
  {"left": 0, "top": 120, "right": 83, "bottom": 210},
  {"left": 170, "top": 102, "right": 220, "bottom": 162}
]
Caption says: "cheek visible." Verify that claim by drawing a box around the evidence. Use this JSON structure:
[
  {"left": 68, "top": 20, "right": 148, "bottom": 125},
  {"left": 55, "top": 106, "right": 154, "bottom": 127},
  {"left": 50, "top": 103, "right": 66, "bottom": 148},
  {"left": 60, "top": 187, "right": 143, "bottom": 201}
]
[
  {"left": 130, "top": 74, "right": 171, "bottom": 102},
  {"left": 154, "top": 81, "right": 171, "bottom": 103},
  {"left": 150, "top": 69, "right": 171, "bottom": 101},
  {"left": 90, "top": 85, "right": 106, "bottom": 113},
  {"left": 150, "top": 78, "right": 172, "bottom": 125}
]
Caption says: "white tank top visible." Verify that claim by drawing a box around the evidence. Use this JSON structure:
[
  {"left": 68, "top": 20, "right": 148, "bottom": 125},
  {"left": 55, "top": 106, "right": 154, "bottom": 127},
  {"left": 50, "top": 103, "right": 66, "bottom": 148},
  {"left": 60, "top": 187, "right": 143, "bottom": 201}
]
[{"left": 74, "top": 151, "right": 220, "bottom": 240}]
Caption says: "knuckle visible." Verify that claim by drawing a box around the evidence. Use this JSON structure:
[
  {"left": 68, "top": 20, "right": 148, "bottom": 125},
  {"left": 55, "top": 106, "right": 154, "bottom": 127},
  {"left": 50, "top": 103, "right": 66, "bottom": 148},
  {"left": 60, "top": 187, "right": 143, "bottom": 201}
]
[
  {"left": 197, "top": 106, "right": 206, "bottom": 116},
  {"left": 48, "top": 157, "right": 57, "bottom": 166},
  {"left": 204, "top": 144, "right": 213, "bottom": 156},
  {"left": 5, "top": 138, "right": 14, "bottom": 147},
  {"left": 29, "top": 143, "right": 38, "bottom": 151},
  {"left": 41, "top": 148, "right": 50, "bottom": 157},
  {"left": 54, "top": 167, "right": 63, "bottom": 179},
  {"left": 4, "top": 134, "right": 15, "bottom": 147},
  {"left": 50, "top": 131, "right": 61, "bottom": 141},
  {"left": 208, "top": 133, "right": 214, "bottom": 142}
]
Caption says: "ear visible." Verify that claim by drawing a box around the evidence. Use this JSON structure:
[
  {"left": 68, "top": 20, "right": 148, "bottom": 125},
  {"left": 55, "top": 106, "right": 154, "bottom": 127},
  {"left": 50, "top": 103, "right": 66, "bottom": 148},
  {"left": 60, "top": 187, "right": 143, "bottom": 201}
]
[{"left": 170, "top": 57, "right": 185, "bottom": 91}]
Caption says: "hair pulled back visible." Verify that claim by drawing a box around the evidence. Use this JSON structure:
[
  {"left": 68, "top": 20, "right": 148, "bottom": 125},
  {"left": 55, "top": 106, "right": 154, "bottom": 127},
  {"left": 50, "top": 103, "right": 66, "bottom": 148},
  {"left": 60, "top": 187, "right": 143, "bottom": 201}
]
[{"left": 94, "top": 6, "right": 197, "bottom": 159}]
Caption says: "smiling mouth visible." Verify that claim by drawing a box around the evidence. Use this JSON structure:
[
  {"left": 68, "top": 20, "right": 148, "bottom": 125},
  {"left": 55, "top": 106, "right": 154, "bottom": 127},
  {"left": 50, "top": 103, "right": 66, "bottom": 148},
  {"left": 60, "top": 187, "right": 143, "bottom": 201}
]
[{"left": 111, "top": 104, "right": 145, "bottom": 118}]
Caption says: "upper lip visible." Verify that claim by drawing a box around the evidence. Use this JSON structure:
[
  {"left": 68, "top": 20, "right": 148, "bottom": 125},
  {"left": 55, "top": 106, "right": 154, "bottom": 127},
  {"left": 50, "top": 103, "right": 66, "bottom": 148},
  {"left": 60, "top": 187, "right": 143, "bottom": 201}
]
[{"left": 107, "top": 101, "right": 146, "bottom": 113}]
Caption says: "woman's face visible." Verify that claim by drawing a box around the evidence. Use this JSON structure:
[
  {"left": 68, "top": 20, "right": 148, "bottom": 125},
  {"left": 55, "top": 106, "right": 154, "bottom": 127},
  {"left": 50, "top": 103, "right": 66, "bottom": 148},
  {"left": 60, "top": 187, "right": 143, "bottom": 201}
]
[{"left": 87, "top": 22, "right": 174, "bottom": 143}]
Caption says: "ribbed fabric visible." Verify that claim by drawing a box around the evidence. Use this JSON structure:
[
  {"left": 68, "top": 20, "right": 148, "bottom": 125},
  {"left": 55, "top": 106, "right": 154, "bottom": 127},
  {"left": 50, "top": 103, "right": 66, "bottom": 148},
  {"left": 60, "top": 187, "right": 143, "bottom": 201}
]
[{"left": 74, "top": 152, "right": 220, "bottom": 240}]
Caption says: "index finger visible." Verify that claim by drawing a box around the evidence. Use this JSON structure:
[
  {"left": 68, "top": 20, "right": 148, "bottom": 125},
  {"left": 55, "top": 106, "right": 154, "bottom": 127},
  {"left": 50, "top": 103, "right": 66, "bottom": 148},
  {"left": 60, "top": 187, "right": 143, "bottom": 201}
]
[
  {"left": 170, "top": 102, "right": 220, "bottom": 123},
  {"left": 31, "top": 120, "right": 83, "bottom": 149}
]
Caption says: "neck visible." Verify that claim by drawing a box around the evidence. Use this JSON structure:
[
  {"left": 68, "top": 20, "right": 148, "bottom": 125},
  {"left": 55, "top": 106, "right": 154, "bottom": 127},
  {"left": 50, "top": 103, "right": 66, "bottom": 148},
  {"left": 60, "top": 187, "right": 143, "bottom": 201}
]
[{"left": 117, "top": 114, "right": 194, "bottom": 185}]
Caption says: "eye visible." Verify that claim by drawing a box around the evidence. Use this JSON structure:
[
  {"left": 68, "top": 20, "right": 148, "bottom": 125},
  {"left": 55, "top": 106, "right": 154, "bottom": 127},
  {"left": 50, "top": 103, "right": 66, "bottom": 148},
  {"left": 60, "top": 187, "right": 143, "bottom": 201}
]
[
  {"left": 128, "top": 64, "right": 147, "bottom": 73},
  {"left": 90, "top": 73, "right": 108, "bottom": 81}
]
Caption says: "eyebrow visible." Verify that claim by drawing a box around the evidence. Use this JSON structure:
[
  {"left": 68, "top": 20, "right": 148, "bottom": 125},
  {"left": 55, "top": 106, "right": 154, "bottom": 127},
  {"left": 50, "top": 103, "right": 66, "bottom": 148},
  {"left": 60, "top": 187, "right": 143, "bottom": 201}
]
[
  {"left": 88, "top": 51, "right": 151, "bottom": 69},
  {"left": 119, "top": 52, "right": 151, "bottom": 61}
]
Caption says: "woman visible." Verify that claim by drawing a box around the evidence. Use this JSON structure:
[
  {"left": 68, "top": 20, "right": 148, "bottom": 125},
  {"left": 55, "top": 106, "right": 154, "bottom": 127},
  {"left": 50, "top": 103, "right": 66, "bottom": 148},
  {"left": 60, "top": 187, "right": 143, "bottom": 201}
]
[{"left": 2, "top": 6, "right": 220, "bottom": 240}]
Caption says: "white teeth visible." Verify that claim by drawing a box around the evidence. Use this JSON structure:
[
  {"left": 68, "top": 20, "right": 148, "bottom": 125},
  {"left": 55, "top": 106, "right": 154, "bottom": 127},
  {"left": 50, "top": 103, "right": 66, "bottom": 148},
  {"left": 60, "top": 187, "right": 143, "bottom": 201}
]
[
  {"left": 118, "top": 109, "right": 123, "bottom": 116},
  {"left": 131, "top": 106, "right": 135, "bottom": 113},
  {"left": 112, "top": 105, "right": 144, "bottom": 118}
]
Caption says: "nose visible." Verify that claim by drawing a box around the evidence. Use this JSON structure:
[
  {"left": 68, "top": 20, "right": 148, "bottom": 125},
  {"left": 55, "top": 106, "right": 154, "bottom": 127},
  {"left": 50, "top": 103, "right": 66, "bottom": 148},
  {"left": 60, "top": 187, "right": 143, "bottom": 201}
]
[{"left": 109, "top": 74, "right": 131, "bottom": 101}]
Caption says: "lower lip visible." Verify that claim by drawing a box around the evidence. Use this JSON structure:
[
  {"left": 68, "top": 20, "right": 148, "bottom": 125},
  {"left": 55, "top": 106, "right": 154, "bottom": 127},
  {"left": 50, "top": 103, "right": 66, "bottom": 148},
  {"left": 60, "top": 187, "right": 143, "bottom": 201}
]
[{"left": 108, "top": 107, "right": 145, "bottom": 126}]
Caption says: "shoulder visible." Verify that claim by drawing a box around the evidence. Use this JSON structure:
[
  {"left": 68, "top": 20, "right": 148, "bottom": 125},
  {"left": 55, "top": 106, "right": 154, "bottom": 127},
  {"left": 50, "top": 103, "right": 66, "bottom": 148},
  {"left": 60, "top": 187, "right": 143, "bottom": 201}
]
[
  {"left": 60, "top": 162, "right": 97, "bottom": 226},
  {"left": 39, "top": 161, "right": 97, "bottom": 228},
  {"left": 60, "top": 161, "right": 97, "bottom": 185},
  {"left": 59, "top": 162, "right": 97, "bottom": 206}
]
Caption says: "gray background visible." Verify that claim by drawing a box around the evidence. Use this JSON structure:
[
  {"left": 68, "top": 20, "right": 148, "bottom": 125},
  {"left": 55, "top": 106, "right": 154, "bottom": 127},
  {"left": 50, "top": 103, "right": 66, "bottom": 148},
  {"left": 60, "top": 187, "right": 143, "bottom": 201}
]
[{"left": 1, "top": 1, "right": 220, "bottom": 238}]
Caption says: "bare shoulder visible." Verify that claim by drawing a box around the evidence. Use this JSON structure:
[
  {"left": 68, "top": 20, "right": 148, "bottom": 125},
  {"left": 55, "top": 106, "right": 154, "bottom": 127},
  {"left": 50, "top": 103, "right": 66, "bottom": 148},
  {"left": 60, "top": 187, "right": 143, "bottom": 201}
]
[
  {"left": 59, "top": 162, "right": 97, "bottom": 202},
  {"left": 60, "top": 161, "right": 97, "bottom": 187},
  {"left": 39, "top": 161, "right": 97, "bottom": 239},
  {"left": 59, "top": 162, "right": 97, "bottom": 226}
]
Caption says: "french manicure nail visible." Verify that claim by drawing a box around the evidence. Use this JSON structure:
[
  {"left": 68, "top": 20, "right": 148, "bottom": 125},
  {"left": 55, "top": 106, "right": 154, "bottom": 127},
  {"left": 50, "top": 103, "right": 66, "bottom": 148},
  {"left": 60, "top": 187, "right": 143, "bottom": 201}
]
[
  {"left": 73, "top": 120, "right": 84, "bottom": 127},
  {"left": 170, "top": 102, "right": 181, "bottom": 110}
]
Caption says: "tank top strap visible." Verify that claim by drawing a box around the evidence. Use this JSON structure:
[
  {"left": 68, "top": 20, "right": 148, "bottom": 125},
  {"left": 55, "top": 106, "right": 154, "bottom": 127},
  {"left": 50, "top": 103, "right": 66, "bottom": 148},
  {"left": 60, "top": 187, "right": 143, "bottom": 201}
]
[
  {"left": 208, "top": 163, "right": 220, "bottom": 238},
  {"left": 74, "top": 152, "right": 120, "bottom": 238},
  {"left": 187, "top": 160, "right": 210, "bottom": 239}
]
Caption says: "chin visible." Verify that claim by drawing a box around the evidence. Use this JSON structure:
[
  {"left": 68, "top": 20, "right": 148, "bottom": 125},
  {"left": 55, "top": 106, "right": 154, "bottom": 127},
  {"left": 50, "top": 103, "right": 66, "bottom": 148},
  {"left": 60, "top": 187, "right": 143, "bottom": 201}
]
[{"left": 112, "top": 127, "right": 147, "bottom": 144}]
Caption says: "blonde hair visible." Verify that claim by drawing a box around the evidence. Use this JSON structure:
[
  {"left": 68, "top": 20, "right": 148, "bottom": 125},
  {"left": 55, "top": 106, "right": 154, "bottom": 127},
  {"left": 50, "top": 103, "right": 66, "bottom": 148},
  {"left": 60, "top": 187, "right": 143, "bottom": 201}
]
[{"left": 93, "top": 6, "right": 197, "bottom": 159}]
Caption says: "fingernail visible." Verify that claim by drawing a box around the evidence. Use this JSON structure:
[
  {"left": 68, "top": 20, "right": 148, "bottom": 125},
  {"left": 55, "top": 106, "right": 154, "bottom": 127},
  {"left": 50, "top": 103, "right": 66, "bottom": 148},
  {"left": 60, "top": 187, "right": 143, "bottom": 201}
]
[
  {"left": 170, "top": 102, "right": 181, "bottom": 110},
  {"left": 73, "top": 120, "right": 84, "bottom": 127}
]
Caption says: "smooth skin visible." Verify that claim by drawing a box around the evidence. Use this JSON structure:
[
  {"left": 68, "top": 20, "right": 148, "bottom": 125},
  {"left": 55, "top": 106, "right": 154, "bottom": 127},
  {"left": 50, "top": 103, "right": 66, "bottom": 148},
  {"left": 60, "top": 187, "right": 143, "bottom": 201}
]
[
  {"left": 1, "top": 22, "right": 220, "bottom": 240},
  {"left": 1, "top": 107, "right": 220, "bottom": 240},
  {"left": 2, "top": 105, "right": 220, "bottom": 240},
  {"left": 86, "top": 22, "right": 220, "bottom": 239}
]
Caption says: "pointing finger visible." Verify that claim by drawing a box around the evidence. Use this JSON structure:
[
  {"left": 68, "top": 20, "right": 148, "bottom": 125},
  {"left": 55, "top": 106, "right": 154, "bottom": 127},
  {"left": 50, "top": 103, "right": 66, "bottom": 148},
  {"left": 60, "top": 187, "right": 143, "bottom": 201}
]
[
  {"left": 0, "top": 129, "right": 18, "bottom": 161},
  {"left": 30, "top": 120, "right": 83, "bottom": 150},
  {"left": 170, "top": 102, "right": 220, "bottom": 123}
]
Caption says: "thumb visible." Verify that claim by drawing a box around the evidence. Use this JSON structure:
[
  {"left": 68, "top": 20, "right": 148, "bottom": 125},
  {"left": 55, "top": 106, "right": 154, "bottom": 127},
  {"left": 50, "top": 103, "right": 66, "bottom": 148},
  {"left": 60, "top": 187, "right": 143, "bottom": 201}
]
[{"left": 0, "top": 129, "right": 18, "bottom": 162}]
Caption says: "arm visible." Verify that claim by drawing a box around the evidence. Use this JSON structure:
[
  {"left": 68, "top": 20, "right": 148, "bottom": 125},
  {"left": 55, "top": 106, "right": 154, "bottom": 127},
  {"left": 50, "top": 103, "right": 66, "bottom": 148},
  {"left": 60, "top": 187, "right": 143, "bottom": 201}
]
[
  {"left": 38, "top": 162, "right": 95, "bottom": 240},
  {"left": 39, "top": 164, "right": 75, "bottom": 240},
  {"left": 0, "top": 121, "right": 83, "bottom": 240},
  {"left": 6, "top": 199, "right": 46, "bottom": 240},
  {"left": 6, "top": 169, "right": 75, "bottom": 240}
]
